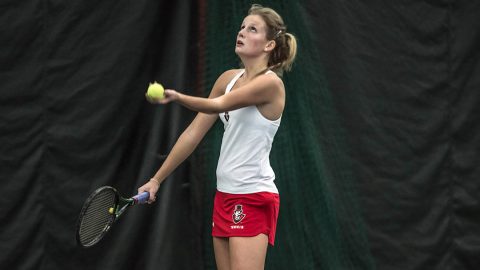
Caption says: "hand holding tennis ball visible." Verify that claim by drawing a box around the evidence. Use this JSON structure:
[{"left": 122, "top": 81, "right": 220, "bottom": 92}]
[
  {"left": 145, "top": 81, "right": 179, "bottom": 104},
  {"left": 146, "top": 81, "right": 165, "bottom": 100}
]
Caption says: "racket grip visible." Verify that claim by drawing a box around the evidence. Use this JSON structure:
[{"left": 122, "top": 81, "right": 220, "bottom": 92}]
[{"left": 132, "top": 192, "right": 150, "bottom": 204}]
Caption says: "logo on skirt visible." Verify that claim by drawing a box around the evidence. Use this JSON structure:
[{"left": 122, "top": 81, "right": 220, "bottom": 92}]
[{"left": 232, "top": 204, "right": 246, "bottom": 224}]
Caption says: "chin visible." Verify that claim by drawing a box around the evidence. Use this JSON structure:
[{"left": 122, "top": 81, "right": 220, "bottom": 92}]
[
  {"left": 235, "top": 49, "right": 244, "bottom": 57},
  {"left": 235, "top": 47, "right": 250, "bottom": 56}
]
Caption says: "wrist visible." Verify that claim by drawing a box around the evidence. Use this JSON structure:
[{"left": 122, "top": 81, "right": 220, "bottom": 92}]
[
  {"left": 176, "top": 92, "right": 184, "bottom": 103},
  {"left": 149, "top": 178, "right": 161, "bottom": 186}
]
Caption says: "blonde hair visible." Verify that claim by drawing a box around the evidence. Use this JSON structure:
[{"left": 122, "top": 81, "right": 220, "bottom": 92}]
[{"left": 248, "top": 4, "right": 297, "bottom": 76}]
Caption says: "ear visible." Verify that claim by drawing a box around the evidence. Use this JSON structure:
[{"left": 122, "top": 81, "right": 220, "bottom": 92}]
[{"left": 264, "top": 40, "right": 276, "bottom": 52}]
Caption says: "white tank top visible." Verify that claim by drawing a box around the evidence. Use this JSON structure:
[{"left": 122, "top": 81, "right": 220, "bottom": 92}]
[{"left": 216, "top": 69, "right": 280, "bottom": 194}]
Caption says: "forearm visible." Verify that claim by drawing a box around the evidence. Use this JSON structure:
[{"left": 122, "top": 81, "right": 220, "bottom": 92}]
[{"left": 151, "top": 129, "right": 201, "bottom": 184}]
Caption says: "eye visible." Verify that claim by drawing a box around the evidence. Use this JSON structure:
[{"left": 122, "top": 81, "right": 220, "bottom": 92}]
[{"left": 249, "top": 26, "right": 257, "bottom": 32}]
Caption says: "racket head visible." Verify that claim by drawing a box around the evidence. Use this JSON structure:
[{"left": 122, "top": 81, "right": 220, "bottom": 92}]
[{"left": 76, "top": 186, "right": 119, "bottom": 247}]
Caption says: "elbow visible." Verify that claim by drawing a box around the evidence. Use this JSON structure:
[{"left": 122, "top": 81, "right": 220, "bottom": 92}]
[
  {"left": 208, "top": 99, "right": 224, "bottom": 114},
  {"left": 181, "top": 127, "right": 202, "bottom": 148}
]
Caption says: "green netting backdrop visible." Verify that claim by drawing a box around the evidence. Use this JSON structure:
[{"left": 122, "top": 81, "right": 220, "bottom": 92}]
[{"left": 195, "top": 1, "right": 374, "bottom": 269}]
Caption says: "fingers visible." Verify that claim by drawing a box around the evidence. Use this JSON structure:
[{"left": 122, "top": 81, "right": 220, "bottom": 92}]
[
  {"left": 148, "top": 195, "right": 157, "bottom": 204},
  {"left": 145, "top": 93, "right": 163, "bottom": 104},
  {"left": 148, "top": 190, "right": 157, "bottom": 204},
  {"left": 137, "top": 185, "right": 146, "bottom": 195},
  {"left": 138, "top": 181, "right": 159, "bottom": 204},
  {"left": 145, "top": 93, "right": 154, "bottom": 103}
]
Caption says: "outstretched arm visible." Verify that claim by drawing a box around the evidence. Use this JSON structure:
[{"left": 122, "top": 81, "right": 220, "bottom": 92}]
[{"left": 151, "top": 73, "right": 283, "bottom": 114}]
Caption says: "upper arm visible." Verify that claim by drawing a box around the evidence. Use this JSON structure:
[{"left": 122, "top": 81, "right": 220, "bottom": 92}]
[{"left": 211, "top": 74, "right": 284, "bottom": 112}]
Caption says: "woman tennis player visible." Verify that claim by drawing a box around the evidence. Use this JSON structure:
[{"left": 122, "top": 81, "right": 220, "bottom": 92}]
[{"left": 138, "top": 4, "right": 297, "bottom": 269}]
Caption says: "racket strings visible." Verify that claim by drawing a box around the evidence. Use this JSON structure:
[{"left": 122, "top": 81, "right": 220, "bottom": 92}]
[{"left": 78, "top": 190, "right": 116, "bottom": 246}]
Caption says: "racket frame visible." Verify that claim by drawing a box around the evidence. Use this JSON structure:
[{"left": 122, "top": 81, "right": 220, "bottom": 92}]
[{"left": 76, "top": 186, "right": 149, "bottom": 248}]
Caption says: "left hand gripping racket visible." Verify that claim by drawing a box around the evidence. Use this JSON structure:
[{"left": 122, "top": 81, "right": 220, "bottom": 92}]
[{"left": 76, "top": 186, "right": 149, "bottom": 247}]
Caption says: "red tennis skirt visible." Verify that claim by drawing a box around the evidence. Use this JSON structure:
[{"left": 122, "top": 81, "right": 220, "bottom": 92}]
[{"left": 212, "top": 190, "right": 280, "bottom": 246}]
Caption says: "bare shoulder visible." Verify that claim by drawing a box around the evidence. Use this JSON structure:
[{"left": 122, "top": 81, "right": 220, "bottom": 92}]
[
  {"left": 266, "top": 72, "right": 284, "bottom": 87},
  {"left": 210, "top": 69, "right": 242, "bottom": 97},
  {"left": 217, "top": 69, "right": 242, "bottom": 86},
  {"left": 253, "top": 72, "right": 284, "bottom": 92}
]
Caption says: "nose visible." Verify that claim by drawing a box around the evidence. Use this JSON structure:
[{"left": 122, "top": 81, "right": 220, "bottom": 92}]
[{"left": 238, "top": 28, "right": 245, "bottom": 38}]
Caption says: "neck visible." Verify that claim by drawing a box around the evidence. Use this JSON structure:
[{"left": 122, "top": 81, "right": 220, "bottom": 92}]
[{"left": 241, "top": 56, "right": 269, "bottom": 81}]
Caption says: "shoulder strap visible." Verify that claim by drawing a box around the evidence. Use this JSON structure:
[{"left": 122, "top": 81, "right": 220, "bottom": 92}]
[{"left": 225, "top": 69, "right": 245, "bottom": 93}]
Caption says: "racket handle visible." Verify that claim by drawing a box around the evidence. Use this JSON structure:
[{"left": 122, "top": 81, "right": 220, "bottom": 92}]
[{"left": 132, "top": 192, "right": 150, "bottom": 204}]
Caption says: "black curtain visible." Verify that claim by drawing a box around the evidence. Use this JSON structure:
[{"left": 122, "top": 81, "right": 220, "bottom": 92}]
[
  {"left": 1, "top": 0, "right": 201, "bottom": 269},
  {"left": 310, "top": 0, "right": 480, "bottom": 269}
]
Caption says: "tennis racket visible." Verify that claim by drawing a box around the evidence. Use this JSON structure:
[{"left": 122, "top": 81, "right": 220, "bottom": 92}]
[{"left": 75, "top": 186, "right": 149, "bottom": 247}]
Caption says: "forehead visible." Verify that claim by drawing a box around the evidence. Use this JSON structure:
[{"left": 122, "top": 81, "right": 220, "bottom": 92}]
[{"left": 242, "top": 15, "right": 266, "bottom": 27}]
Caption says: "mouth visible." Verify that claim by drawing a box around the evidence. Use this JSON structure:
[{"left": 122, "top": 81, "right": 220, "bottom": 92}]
[{"left": 236, "top": 40, "right": 244, "bottom": 46}]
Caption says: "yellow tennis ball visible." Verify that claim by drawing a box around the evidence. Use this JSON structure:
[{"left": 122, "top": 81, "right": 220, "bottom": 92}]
[
  {"left": 147, "top": 81, "right": 165, "bottom": 99},
  {"left": 108, "top": 207, "right": 114, "bottom": 214}
]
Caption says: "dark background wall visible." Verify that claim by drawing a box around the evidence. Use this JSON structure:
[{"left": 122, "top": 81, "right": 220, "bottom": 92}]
[{"left": 1, "top": 0, "right": 479, "bottom": 269}]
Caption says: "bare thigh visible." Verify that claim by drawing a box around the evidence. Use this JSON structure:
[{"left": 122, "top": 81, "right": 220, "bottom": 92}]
[
  {"left": 229, "top": 234, "right": 269, "bottom": 270},
  {"left": 213, "top": 237, "right": 230, "bottom": 270}
]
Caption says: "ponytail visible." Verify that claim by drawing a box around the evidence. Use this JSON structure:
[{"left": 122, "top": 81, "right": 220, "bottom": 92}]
[{"left": 269, "top": 32, "right": 297, "bottom": 76}]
